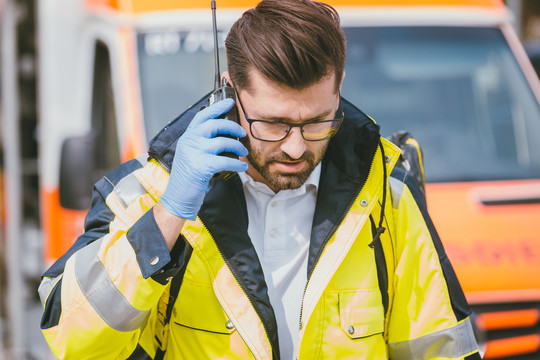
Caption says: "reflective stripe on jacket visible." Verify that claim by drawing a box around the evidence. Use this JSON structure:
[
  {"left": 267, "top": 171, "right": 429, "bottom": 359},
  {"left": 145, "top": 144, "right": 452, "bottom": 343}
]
[{"left": 39, "top": 94, "right": 480, "bottom": 359}]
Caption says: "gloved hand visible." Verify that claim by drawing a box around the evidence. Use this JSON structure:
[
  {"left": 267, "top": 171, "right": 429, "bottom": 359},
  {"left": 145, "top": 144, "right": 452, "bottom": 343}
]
[{"left": 160, "top": 98, "right": 249, "bottom": 220}]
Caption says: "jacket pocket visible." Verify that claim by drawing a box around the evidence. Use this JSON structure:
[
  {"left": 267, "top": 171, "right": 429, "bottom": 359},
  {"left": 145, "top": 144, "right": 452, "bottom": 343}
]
[
  {"left": 173, "top": 281, "right": 236, "bottom": 335},
  {"left": 339, "top": 289, "right": 385, "bottom": 339}
]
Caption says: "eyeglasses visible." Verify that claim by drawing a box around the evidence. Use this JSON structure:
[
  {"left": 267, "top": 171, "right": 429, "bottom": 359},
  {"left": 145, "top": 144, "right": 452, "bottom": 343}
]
[{"left": 234, "top": 89, "right": 344, "bottom": 142}]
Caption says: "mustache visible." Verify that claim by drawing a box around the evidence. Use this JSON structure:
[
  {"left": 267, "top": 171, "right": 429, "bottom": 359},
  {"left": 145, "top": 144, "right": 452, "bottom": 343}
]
[{"left": 267, "top": 150, "right": 315, "bottom": 163}]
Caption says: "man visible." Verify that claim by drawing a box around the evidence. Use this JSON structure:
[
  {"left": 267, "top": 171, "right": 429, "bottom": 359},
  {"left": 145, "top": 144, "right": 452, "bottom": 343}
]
[{"left": 39, "top": 0, "right": 480, "bottom": 359}]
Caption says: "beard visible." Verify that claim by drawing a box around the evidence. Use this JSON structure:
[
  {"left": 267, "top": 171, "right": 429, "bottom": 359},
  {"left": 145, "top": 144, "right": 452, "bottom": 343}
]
[{"left": 240, "top": 136, "right": 328, "bottom": 191}]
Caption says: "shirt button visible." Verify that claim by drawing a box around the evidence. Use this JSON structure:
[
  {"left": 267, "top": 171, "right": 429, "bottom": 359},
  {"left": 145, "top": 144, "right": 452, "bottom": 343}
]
[
  {"left": 348, "top": 325, "right": 355, "bottom": 335},
  {"left": 150, "top": 256, "right": 159, "bottom": 266},
  {"left": 269, "top": 229, "right": 277, "bottom": 238},
  {"left": 271, "top": 201, "right": 277, "bottom": 207},
  {"left": 225, "top": 320, "right": 235, "bottom": 330}
]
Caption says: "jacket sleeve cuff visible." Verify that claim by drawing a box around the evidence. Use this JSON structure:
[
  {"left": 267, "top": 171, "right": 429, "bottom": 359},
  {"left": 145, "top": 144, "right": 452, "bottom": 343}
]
[{"left": 127, "top": 208, "right": 185, "bottom": 283}]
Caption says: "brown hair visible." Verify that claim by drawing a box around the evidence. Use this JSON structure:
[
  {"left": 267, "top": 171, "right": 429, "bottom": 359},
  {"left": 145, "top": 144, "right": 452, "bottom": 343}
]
[{"left": 225, "top": 0, "right": 346, "bottom": 92}]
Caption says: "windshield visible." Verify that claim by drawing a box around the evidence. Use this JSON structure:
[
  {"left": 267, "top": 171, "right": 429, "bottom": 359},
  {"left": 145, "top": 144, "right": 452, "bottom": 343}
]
[{"left": 137, "top": 26, "right": 540, "bottom": 182}]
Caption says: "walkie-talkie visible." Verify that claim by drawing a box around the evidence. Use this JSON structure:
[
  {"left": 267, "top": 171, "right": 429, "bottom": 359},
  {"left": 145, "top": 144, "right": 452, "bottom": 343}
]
[{"left": 208, "top": 0, "right": 238, "bottom": 181}]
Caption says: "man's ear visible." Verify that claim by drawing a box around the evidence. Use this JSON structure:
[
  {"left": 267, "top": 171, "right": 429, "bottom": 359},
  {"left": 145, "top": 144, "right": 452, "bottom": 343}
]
[
  {"left": 339, "top": 70, "right": 345, "bottom": 92},
  {"left": 222, "top": 71, "right": 233, "bottom": 87}
]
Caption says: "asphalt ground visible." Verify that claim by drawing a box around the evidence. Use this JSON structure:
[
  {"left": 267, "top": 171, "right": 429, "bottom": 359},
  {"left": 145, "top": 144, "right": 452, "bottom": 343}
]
[
  {"left": 1, "top": 298, "right": 54, "bottom": 360},
  {"left": 25, "top": 300, "right": 55, "bottom": 360}
]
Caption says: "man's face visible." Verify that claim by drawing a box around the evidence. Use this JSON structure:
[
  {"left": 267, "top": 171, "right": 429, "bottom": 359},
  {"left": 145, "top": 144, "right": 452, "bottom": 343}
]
[{"left": 226, "top": 70, "right": 341, "bottom": 192}]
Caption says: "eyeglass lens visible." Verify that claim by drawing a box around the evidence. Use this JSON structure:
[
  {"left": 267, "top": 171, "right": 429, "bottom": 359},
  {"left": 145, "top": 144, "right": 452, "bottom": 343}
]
[
  {"left": 234, "top": 87, "right": 343, "bottom": 142},
  {"left": 250, "top": 120, "right": 340, "bottom": 141}
]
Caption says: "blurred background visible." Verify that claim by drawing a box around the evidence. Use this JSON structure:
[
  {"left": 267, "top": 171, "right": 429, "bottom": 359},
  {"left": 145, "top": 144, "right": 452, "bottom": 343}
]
[{"left": 1, "top": 0, "right": 540, "bottom": 359}]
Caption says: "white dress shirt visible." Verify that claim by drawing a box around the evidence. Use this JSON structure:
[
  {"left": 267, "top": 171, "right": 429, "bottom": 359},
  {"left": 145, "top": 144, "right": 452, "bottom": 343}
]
[{"left": 238, "top": 163, "right": 321, "bottom": 360}]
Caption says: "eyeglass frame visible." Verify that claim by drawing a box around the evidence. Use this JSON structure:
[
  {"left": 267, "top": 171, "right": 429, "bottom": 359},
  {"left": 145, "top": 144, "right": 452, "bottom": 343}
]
[{"left": 233, "top": 88, "right": 344, "bottom": 142}]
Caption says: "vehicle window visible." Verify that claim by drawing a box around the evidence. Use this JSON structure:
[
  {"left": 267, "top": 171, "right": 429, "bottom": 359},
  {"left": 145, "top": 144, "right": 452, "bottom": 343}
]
[
  {"left": 137, "top": 30, "right": 227, "bottom": 140},
  {"left": 342, "top": 27, "right": 540, "bottom": 182}
]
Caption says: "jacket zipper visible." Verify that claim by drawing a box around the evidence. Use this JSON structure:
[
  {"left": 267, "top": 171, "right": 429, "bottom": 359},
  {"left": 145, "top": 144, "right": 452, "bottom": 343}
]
[
  {"left": 203, "top": 223, "right": 278, "bottom": 360},
  {"left": 297, "top": 147, "right": 380, "bottom": 348},
  {"left": 148, "top": 152, "right": 171, "bottom": 173}
]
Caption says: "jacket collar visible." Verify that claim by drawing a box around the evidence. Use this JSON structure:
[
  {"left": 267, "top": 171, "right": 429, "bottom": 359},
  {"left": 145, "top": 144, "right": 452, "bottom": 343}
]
[
  {"left": 148, "top": 91, "right": 381, "bottom": 277},
  {"left": 309, "top": 99, "right": 381, "bottom": 273}
]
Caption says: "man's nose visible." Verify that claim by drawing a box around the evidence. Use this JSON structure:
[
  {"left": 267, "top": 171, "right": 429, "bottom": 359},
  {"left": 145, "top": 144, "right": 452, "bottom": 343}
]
[{"left": 280, "top": 127, "right": 307, "bottom": 160}]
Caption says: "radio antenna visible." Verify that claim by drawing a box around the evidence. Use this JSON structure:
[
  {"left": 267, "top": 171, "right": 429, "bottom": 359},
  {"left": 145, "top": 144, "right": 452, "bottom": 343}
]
[{"left": 211, "top": 0, "right": 221, "bottom": 91}]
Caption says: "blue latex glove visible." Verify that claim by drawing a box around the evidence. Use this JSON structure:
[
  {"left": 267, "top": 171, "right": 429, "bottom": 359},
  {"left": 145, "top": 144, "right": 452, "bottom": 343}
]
[{"left": 160, "top": 98, "right": 249, "bottom": 220}]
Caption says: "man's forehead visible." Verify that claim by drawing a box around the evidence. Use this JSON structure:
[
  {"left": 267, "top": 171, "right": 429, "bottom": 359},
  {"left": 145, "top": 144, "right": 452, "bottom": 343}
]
[{"left": 244, "top": 68, "right": 337, "bottom": 97}]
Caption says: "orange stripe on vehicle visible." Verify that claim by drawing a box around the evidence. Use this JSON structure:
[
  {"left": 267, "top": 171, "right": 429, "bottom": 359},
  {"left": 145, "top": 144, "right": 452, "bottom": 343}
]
[
  {"left": 477, "top": 309, "right": 540, "bottom": 331},
  {"left": 87, "top": 0, "right": 503, "bottom": 14},
  {"left": 426, "top": 180, "right": 540, "bottom": 297},
  {"left": 334, "top": 0, "right": 503, "bottom": 7},
  {"left": 466, "top": 289, "right": 540, "bottom": 305},
  {"left": 118, "top": 27, "right": 146, "bottom": 162},
  {"left": 85, "top": 0, "right": 120, "bottom": 11},
  {"left": 85, "top": 0, "right": 257, "bottom": 13},
  {"left": 41, "top": 188, "right": 87, "bottom": 266},
  {"left": 484, "top": 334, "right": 540, "bottom": 359},
  {"left": 131, "top": 0, "right": 255, "bottom": 12}
]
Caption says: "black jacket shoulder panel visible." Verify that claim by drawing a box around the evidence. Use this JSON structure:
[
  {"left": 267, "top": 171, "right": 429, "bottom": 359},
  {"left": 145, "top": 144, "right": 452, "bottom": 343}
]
[{"left": 327, "top": 97, "right": 380, "bottom": 180}]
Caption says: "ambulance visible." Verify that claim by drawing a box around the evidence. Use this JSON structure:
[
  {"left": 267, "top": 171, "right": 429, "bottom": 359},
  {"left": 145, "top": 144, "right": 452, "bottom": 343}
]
[{"left": 37, "top": 0, "right": 540, "bottom": 358}]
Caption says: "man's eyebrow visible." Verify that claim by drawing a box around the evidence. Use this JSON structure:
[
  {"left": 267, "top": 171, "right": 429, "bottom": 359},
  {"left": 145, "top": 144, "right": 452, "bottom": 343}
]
[{"left": 253, "top": 108, "right": 334, "bottom": 122}]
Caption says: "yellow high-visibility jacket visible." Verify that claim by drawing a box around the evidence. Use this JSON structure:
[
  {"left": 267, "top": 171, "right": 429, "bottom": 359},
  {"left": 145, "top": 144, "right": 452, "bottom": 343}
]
[{"left": 39, "top": 95, "right": 480, "bottom": 359}]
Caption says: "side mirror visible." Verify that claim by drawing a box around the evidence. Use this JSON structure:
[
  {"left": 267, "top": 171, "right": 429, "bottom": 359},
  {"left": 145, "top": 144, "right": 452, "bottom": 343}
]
[{"left": 59, "top": 132, "right": 100, "bottom": 210}]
